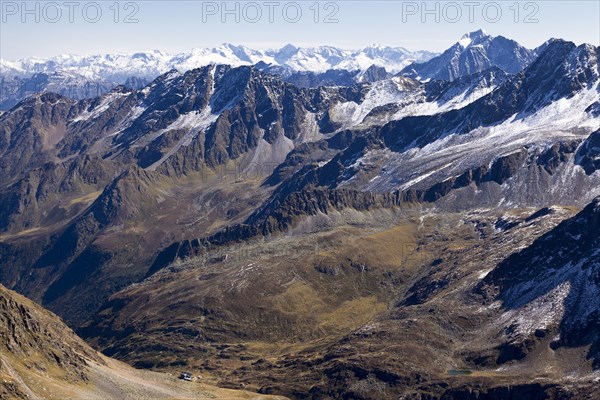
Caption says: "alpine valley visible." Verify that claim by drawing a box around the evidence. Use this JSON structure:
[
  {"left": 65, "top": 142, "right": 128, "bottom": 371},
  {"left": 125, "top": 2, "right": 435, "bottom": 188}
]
[{"left": 0, "top": 30, "right": 599, "bottom": 399}]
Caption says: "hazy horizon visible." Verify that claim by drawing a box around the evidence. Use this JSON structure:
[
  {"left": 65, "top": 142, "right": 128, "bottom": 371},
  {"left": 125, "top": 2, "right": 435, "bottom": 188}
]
[
  {"left": 1, "top": 1, "right": 598, "bottom": 60},
  {"left": 0, "top": 30, "right": 597, "bottom": 62}
]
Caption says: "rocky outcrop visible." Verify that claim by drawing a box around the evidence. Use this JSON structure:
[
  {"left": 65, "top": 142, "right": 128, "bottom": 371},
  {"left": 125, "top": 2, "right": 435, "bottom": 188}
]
[
  {"left": 536, "top": 141, "right": 580, "bottom": 175},
  {"left": 424, "top": 67, "right": 510, "bottom": 105},
  {"left": 360, "top": 65, "right": 390, "bottom": 83}
]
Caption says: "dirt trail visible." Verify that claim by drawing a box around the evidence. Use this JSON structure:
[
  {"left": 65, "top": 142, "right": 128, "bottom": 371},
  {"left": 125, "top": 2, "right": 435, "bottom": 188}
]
[{"left": 84, "top": 356, "right": 287, "bottom": 400}]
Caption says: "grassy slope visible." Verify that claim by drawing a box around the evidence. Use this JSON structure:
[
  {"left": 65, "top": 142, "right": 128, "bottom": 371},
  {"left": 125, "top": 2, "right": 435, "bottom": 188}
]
[{"left": 0, "top": 284, "right": 287, "bottom": 400}]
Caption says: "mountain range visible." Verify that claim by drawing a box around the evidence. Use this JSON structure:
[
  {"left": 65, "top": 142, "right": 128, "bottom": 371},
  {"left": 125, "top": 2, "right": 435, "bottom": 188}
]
[
  {"left": 0, "top": 43, "right": 436, "bottom": 79},
  {"left": 1, "top": 30, "right": 540, "bottom": 110},
  {"left": 0, "top": 30, "right": 599, "bottom": 399},
  {"left": 1, "top": 42, "right": 432, "bottom": 110}
]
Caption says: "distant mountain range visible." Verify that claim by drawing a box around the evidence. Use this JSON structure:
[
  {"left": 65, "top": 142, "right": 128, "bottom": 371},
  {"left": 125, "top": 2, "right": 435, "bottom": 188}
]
[
  {"left": 0, "top": 30, "right": 546, "bottom": 110},
  {"left": 0, "top": 43, "right": 433, "bottom": 110},
  {"left": 0, "top": 43, "right": 436, "bottom": 80}
]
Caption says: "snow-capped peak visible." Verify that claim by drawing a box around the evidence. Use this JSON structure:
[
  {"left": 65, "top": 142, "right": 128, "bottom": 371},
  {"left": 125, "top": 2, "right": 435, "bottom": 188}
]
[
  {"left": 458, "top": 36, "right": 473, "bottom": 48},
  {"left": 402, "top": 30, "right": 536, "bottom": 81},
  {"left": 463, "top": 28, "right": 489, "bottom": 39},
  {"left": 459, "top": 29, "right": 490, "bottom": 48}
]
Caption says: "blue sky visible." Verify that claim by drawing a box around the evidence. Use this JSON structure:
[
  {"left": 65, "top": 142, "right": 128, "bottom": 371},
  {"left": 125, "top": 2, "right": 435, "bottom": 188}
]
[{"left": 1, "top": 1, "right": 599, "bottom": 59}]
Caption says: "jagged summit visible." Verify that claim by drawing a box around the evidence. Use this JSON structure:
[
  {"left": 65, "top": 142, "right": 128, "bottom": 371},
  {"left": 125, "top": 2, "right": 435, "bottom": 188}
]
[
  {"left": 463, "top": 28, "right": 489, "bottom": 38},
  {"left": 402, "top": 30, "right": 536, "bottom": 81},
  {"left": 458, "top": 29, "right": 491, "bottom": 47},
  {"left": 276, "top": 43, "right": 299, "bottom": 56}
]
